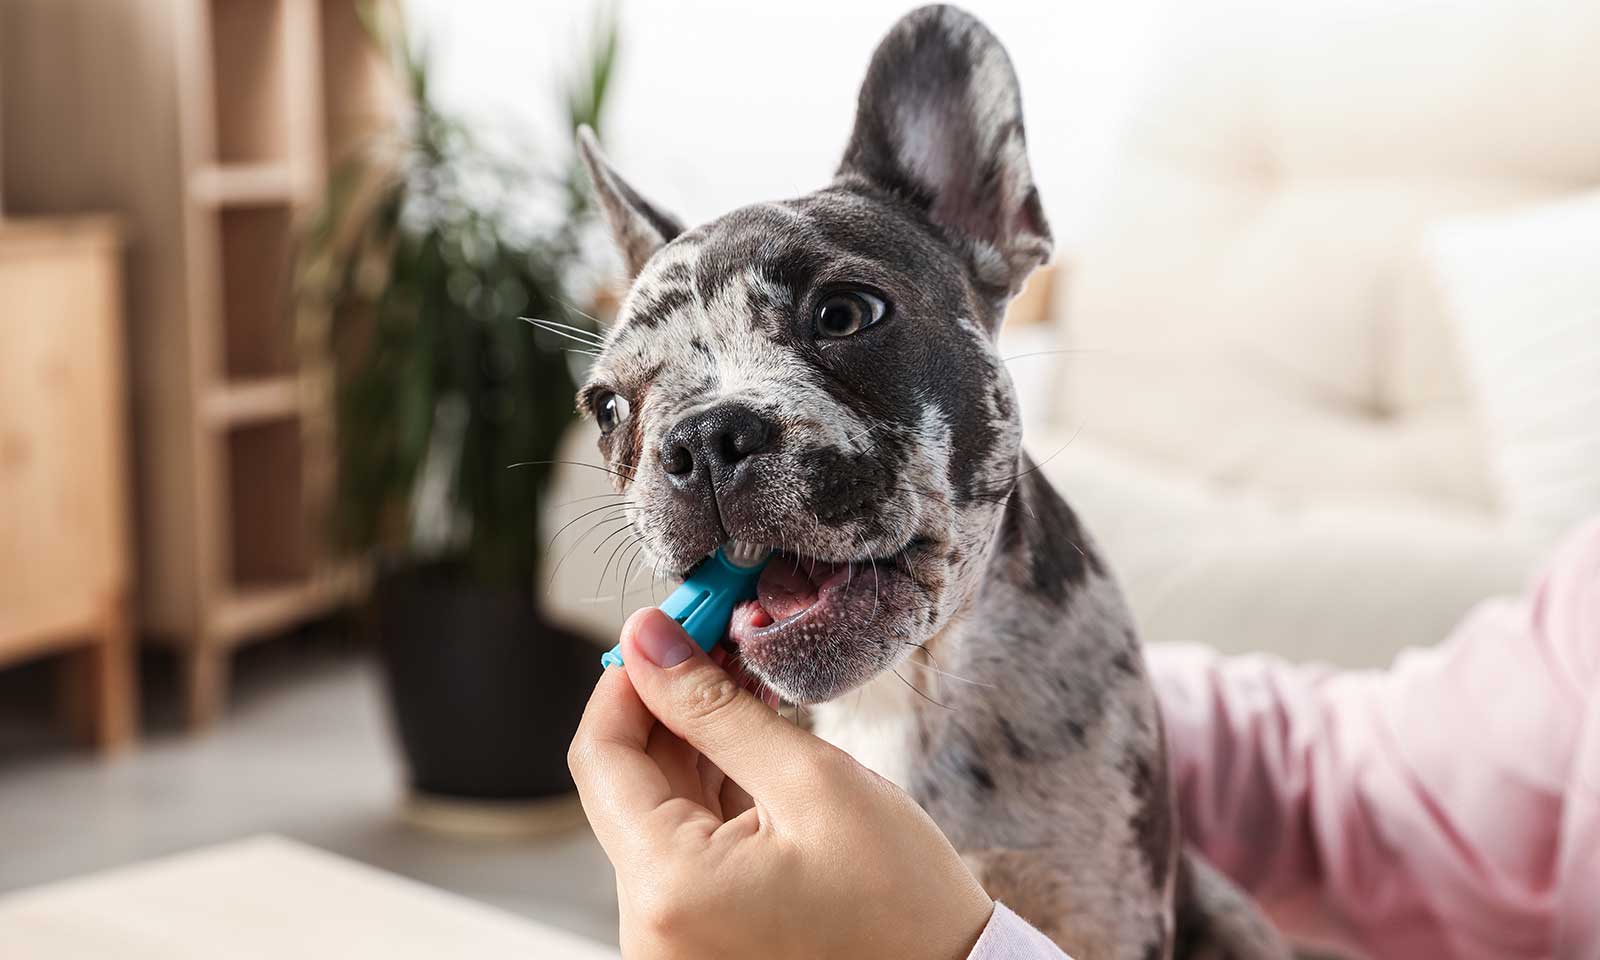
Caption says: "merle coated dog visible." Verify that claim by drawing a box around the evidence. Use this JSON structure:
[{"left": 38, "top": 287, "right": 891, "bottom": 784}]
[{"left": 569, "top": 7, "right": 1287, "bottom": 958}]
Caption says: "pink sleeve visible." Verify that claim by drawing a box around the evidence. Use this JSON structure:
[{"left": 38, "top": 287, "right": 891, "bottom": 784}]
[
  {"left": 1148, "top": 516, "right": 1600, "bottom": 960},
  {"left": 967, "top": 902, "right": 1072, "bottom": 960}
]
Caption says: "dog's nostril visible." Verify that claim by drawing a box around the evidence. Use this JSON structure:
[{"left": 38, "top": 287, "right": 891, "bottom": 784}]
[
  {"left": 717, "top": 416, "right": 768, "bottom": 463},
  {"left": 712, "top": 409, "right": 771, "bottom": 465},
  {"left": 661, "top": 443, "right": 694, "bottom": 476},
  {"left": 718, "top": 431, "right": 742, "bottom": 465}
]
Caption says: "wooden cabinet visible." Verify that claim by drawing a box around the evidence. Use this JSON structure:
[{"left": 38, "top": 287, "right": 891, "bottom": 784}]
[
  {"left": 1, "top": 0, "right": 394, "bottom": 726},
  {"left": 0, "top": 217, "right": 136, "bottom": 751}
]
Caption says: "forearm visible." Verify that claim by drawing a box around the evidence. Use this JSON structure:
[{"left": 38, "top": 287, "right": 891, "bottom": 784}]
[
  {"left": 1147, "top": 643, "right": 1343, "bottom": 903},
  {"left": 1147, "top": 515, "right": 1600, "bottom": 958}
]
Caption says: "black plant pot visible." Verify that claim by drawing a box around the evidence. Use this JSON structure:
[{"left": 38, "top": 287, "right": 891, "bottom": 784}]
[{"left": 373, "top": 560, "right": 598, "bottom": 802}]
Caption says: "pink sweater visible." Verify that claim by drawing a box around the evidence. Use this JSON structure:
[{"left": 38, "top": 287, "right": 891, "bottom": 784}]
[{"left": 970, "top": 517, "right": 1600, "bottom": 960}]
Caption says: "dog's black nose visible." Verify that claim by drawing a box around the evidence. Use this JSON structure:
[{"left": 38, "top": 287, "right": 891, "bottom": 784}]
[{"left": 659, "top": 403, "right": 774, "bottom": 484}]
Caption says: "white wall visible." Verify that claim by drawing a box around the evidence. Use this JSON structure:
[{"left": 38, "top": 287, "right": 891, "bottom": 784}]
[{"left": 405, "top": 0, "right": 1160, "bottom": 247}]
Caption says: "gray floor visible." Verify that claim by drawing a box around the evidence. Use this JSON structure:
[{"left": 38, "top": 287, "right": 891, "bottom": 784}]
[{"left": 0, "top": 635, "right": 620, "bottom": 946}]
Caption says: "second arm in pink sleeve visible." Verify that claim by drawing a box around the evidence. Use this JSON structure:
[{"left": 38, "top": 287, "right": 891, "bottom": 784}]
[{"left": 1148, "top": 517, "right": 1600, "bottom": 960}]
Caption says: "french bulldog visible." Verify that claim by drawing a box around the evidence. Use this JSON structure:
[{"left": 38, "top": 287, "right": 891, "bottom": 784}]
[{"left": 569, "top": 6, "right": 1287, "bottom": 958}]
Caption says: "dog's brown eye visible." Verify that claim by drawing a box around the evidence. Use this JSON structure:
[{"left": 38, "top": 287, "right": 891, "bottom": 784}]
[
  {"left": 594, "top": 391, "right": 630, "bottom": 434},
  {"left": 814, "top": 290, "right": 887, "bottom": 339}
]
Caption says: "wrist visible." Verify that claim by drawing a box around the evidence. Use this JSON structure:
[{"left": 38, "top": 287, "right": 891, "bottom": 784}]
[
  {"left": 930, "top": 890, "right": 994, "bottom": 960},
  {"left": 950, "top": 899, "right": 996, "bottom": 960}
]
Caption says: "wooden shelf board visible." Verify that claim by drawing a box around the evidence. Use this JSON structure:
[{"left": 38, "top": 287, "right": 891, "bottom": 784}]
[
  {"left": 203, "top": 376, "right": 303, "bottom": 426},
  {"left": 0, "top": 216, "right": 123, "bottom": 255},
  {"left": 0, "top": 618, "right": 102, "bottom": 670},
  {"left": 190, "top": 163, "right": 302, "bottom": 207},
  {"left": 209, "top": 563, "right": 367, "bottom": 647}
]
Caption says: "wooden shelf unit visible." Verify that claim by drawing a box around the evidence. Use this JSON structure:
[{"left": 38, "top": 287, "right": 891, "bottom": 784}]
[{"left": 1, "top": 0, "right": 395, "bottom": 727}]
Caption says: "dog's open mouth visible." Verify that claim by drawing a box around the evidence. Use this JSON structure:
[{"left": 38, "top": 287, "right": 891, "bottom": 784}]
[
  {"left": 729, "top": 554, "right": 864, "bottom": 640},
  {"left": 723, "top": 547, "right": 917, "bottom": 703}
]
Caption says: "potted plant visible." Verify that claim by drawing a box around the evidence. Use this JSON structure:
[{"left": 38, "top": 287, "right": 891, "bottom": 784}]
[{"left": 298, "top": 6, "right": 618, "bottom": 826}]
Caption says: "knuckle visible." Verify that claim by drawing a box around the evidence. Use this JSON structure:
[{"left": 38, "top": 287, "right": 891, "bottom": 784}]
[
  {"left": 676, "top": 672, "right": 742, "bottom": 724},
  {"left": 634, "top": 872, "right": 700, "bottom": 938},
  {"left": 565, "top": 738, "right": 587, "bottom": 776},
  {"left": 804, "top": 745, "right": 858, "bottom": 784},
  {"left": 566, "top": 736, "right": 598, "bottom": 779},
  {"left": 767, "top": 836, "right": 807, "bottom": 874},
  {"left": 634, "top": 888, "right": 684, "bottom": 937},
  {"left": 644, "top": 902, "right": 691, "bottom": 940}
]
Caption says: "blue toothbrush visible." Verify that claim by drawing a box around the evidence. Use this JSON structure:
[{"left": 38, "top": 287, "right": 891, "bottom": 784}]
[{"left": 600, "top": 541, "right": 773, "bottom": 668}]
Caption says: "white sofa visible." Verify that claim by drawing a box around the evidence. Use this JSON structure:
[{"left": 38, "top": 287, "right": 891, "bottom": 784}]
[
  {"left": 1034, "top": 0, "right": 1600, "bottom": 665},
  {"left": 545, "top": 0, "right": 1600, "bottom": 668}
]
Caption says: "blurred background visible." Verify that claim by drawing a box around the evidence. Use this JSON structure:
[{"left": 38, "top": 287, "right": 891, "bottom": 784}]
[{"left": 1, "top": 0, "right": 1596, "bottom": 955}]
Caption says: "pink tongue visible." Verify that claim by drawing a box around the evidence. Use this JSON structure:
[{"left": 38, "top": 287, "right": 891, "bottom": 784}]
[{"left": 756, "top": 558, "right": 823, "bottom": 620}]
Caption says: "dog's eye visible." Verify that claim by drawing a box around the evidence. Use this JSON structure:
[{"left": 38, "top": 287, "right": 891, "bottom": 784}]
[
  {"left": 814, "top": 290, "right": 887, "bottom": 339},
  {"left": 594, "top": 391, "right": 631, "bottom": 435}
]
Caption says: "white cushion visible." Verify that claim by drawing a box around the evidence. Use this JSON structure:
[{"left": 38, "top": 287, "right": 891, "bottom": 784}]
[
  {"left": 1056, "top": 0, "right": 1600, "bottom": 516},
  {"left": 1426, "top": 192, "right": 1600, "bottom": 540},
  {"left": 1031, "top": 431, "right": 1537, "bottom": 667}
]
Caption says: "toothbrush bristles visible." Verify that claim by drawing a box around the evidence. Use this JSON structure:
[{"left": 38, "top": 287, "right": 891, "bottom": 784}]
[{"left": 723, "top": 540, "right": 772, "bottom": 569}]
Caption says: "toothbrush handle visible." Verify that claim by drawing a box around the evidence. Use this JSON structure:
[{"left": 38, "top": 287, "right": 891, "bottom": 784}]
[
  {"left": 598, "top": 552, "right": 764, "bottom": 668},
  {"left": 598, "top": 580, "right": 726, "bottom": 668}
]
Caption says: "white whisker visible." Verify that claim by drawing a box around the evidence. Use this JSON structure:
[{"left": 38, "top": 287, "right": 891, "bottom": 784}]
[
  {"left": 901, "top": 655, "right": 994, "bottom": 689},
  {"left": 524, "top": 314, "right": 605, "bottom": 341},
  {"left": 844, "top": 421, "right": 883, "bottom": 449},
  {"left": 869, "top": 556, "right": 880, "bottom": 625},
  {"left": 522, "top": 317, "right": 606, "bottom": 348},
  {"left": 558, "top": 298, "right": 606, "bottom": 327}
]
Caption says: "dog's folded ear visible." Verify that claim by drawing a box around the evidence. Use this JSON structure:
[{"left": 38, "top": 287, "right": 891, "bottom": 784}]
[
  {"left": 578, "top": 126, "right": 686, "bottom": 279},
  {"left": 837, "top": 5, "right": 1051, "bottom": 301}
]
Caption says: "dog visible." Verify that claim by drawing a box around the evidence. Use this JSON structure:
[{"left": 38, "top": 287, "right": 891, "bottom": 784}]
[{"left": 570, "top": 7, "right": 1287, "bottom": 958}]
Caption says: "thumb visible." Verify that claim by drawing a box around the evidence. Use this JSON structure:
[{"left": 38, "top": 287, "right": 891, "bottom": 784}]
[{"left": 619, "top": 607, "right": 831, "bottom": 805}]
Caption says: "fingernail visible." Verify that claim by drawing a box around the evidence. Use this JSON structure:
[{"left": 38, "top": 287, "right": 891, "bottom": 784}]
[{"left": 635, "top": 613, "right": 693, "bottom": 668}]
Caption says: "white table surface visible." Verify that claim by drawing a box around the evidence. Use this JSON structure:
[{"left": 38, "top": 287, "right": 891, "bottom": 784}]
[{"left": 0, "top": 834, "right": 619, "bottom": 959}]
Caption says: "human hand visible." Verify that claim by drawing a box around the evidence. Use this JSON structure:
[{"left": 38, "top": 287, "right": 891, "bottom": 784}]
[{"left": 568, "top": 608, "right": 993, "bottom": 960}]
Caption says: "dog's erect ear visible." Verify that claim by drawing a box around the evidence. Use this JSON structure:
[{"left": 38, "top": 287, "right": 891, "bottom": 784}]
[
  {"left": 577, "top": 126, "right": 685, "bottom": 279},
  {"left": 838, "top": 5, "right": 1051, "bottom": 300}
]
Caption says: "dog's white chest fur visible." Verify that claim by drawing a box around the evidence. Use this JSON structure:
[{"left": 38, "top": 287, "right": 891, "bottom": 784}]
[{"left": 809, "top": 671, "right": 922, "bottom": 791}]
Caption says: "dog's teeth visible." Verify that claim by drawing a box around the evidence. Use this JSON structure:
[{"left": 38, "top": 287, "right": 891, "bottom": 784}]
[{"left": 722, "top": 540, "right": 773, "bottom": 569}]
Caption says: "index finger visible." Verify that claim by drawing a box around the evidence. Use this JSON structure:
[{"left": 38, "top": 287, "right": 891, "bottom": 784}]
[
  {"left": 619, "top": 609, "right": 838, "bottom": 807},
  {"left": 567, "top": 665, "right": 675, "bottom": 857}
]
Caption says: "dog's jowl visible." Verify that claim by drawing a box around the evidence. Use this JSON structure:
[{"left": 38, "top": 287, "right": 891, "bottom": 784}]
[{"left": 573, "top": 6, "right": 1288, "bottom": 959}]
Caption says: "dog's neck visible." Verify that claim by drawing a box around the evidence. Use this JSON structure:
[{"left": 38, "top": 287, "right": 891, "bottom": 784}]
[{"left": 811, "top": 462, "right": 1138, "bottom": 793}]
